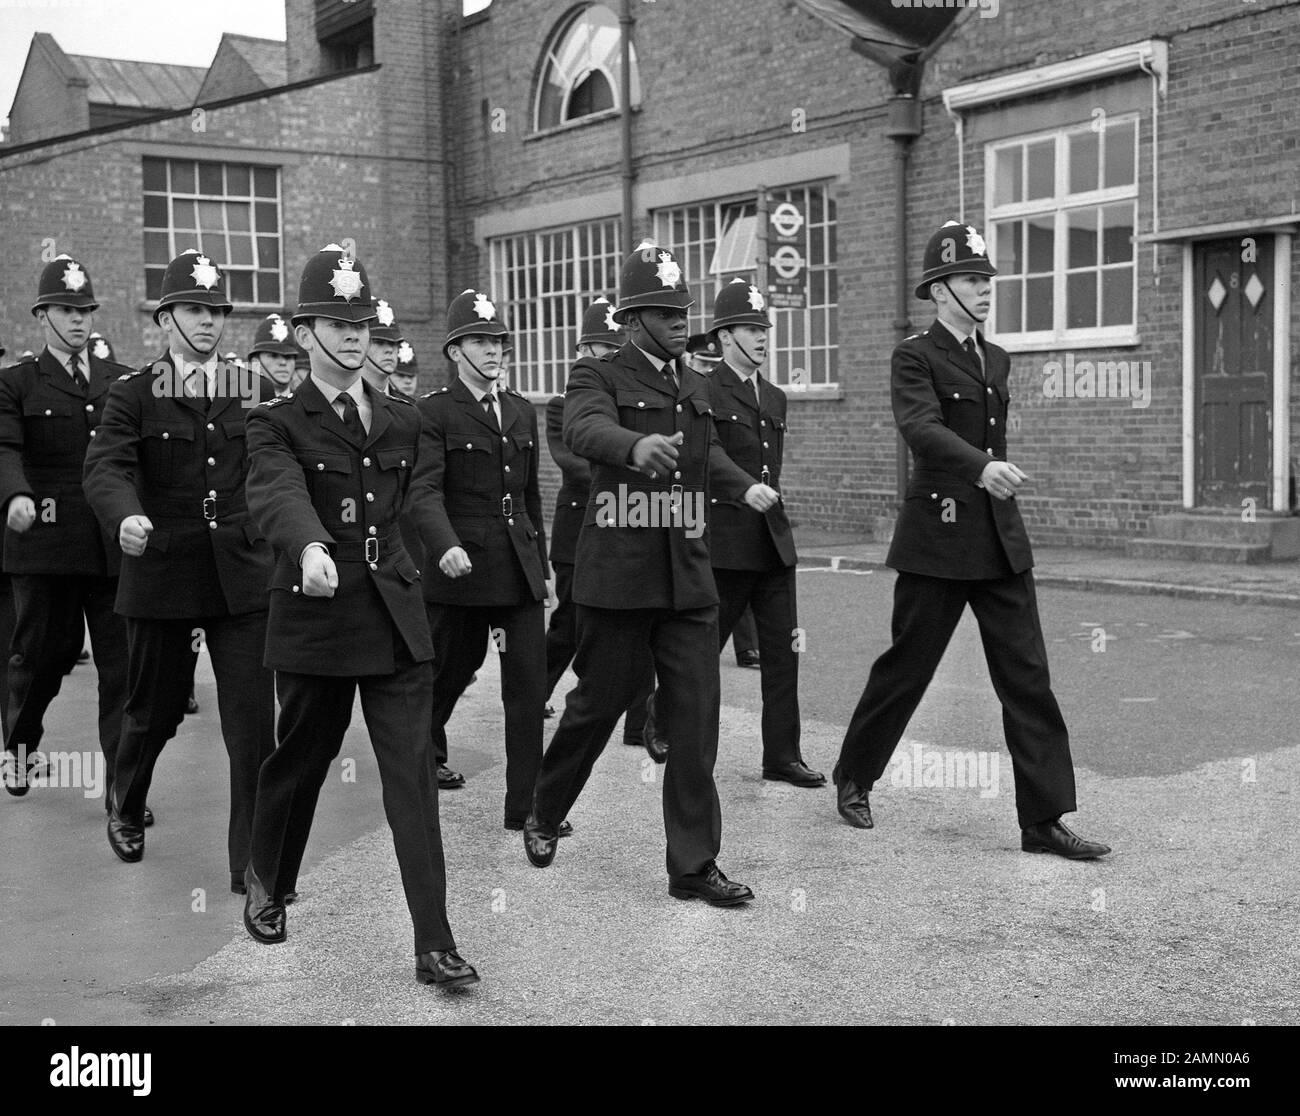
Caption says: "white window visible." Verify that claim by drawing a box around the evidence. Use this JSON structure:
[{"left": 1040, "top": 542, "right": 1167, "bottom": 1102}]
[
  {"left": 534, "top": 4, "right": 641, "bottom": 131},
  {"left": 986, "top": 116, "right": 1138, "bottom": 348},
  {"left": 653, "top": 183, "right": 838, "bottom": 388},
  {"left": 488, "top": 218, "right": 623, "bottom": 396},
  {"left": 142, "top": 157, "right": 282, "bottom": 306}
]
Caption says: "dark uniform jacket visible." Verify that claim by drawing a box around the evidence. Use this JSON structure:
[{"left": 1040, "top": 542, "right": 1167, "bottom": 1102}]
[
  {"left": 545, "top": 392, "right": 589, "bottom": 567},
  {"left": 886, "top": 323, "right": 1032, "bottom": 580},
  {"left": 563, "top": 342, "right": 753, "bottom": 611},
  {"left": 0, "top": 349, "right": 127, "bottom": 576},
  {"left": 416, "top": 379, "right": 548, "bottom": 608},
  {"left": 705, "top": 362, "right": 797, "bottom": 571},
  {"left": 83, "top": 355, "right": 275, "bottom": 616},
  {"left": 244, "top": 377, "right": 432, "bottom": 676}
]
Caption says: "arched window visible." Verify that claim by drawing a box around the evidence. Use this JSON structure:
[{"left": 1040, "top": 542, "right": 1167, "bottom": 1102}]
[{"left": 534, "top": 4, "right": 641, "bottom": 130}]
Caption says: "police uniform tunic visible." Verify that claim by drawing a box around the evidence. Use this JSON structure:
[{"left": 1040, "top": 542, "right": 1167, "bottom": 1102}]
[
  {"left": 705, "top": 361, "right": 804, "bottom": 768},
  {"left": 242, "top": 376, "right": 455, "bottom": 952},
  {"left": 531, "top": 342, "right": 753, "bottom": 881},
  {"left": 0, "top": 348, "right": 129, "bottom": 780},
  {"left": 416, "top": 378, "right": 548, "bottom": 827},
  {"left": 835, "top": 322, "right": 1076, "bottom": 826},
  {"left": 82, "top": 355, "right": 276, "bottom": 877}
]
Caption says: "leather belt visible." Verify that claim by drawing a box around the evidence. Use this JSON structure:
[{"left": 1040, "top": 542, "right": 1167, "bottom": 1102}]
[
  {"left": 446, "top": 495, "right": 525, "bottom": 518},
  {"left": 144, "top": 496, "right": 246, "bottom": 520},
  {"left": 331, "top": 529, "right": 404, "bottom": 563}
]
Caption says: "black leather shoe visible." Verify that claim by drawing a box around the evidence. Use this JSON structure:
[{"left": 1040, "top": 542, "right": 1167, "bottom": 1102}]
[
  {"left": 735, "top": 649, "right": 761, "bottom": 669},
  {"left": 668, "top": 862, "right": 753, "bottom": 907},
  {"left": 642, "top": 693, "right": 669, "bottom": 764},
  {"left": 107, "top": 810, "right": 144, "bottom": 862},
  {"left": 283, "top": 891, "right": 298, "bottom": 905},
  {"left": 505, "top": 818, "right": 572, "bottom": 838},
  {"left": 523, "top": 815, "right": 558, "bottom": 868},
  {"left": 143, "top": 806, "right": 155, "bottom": 828},
  {"left": 231, "top": 875, "right": 246, "bottom": 895},
  {"left": 832, "top": 763, "right": 873, "bottom": 828},
  {"left": 544, "top": 703, "right": 556, "bottom": 719},
  {"left": 242, "top": 866, "right": 286, "bottom": 943},
  {"left": 1022, "top": 818, "right": 1111, "bottom": 860},
  {"left": 2, "top": 752, "right": 30, "bottom": 797},
  {"left": 416, "top": 950, "right": 480, "bottom": 989},
  {"left": 763, "top": 760, "right": 827, "bottom": 787},
  {"left": 437, "top": 764, "right": 466, "bottom": 790},
  {"left": 76, "top": 647, "right": 90, "bottom": 664}
]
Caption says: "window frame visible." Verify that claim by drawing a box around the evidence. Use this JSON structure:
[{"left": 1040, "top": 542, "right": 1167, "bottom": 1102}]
[
  {"left": 533, "top": 3, "right": 641, "bottom": 133},
  {"left": 985, "top": 115, "right": 1140, "bottom": 351}
]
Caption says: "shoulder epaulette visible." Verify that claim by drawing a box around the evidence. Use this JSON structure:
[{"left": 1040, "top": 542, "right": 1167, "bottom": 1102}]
[
  {"left": 118, "top": 368, "right": 147, "bottom": 381},
  {"left": 421, "top": 387, "right": 450, "bottom": 398},
  {"left": 259, "top": 393, "right": 293, "bottom": 407},
  {"left": 388, "top": 391, "right": 413, "bottom": 405},
  {"left": 505, "top": 385, "right": 525, "bottom": 397}
]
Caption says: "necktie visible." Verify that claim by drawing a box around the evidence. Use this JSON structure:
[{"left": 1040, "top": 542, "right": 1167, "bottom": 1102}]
[
  {"left": 190, "top": 366, "right": 208, "bottom": 402},
  {"left": 749, "top": 376, "right": 761, "bottom": 407},
  {"left": 963, "top": 337, "right": 985, "bottom": 381},
  {"left": 482, "top": 394, "right": 499, "bottom": 429},
  {"left": 338, "top": 391, "right": 365, "bottom": 441},
  {"left": 69, "top": 353, "right": 87, "bottom": 394}
]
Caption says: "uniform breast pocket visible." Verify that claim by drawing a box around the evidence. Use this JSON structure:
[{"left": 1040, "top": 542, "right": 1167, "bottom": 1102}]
[
  {"left": 616, "top": 390, "right": 670, "bottom": 435},
  {"left": 22, "top": 402, "right": 76, "bottom": 458},
  {"left": 296, "top": 451, "right": 353, "bottom": 513},
  {"left": 906, "top": 484, "right": 971, "bottom": 538},
  {"left": 506, "top": 430, "right": 534, "bottom": 474},
  {"left": 375, "top": 445, "right": 414, "bottom": 502},
  {"left": 140, "top": 419, "right": 195, "bottom": 485},
  {"left": 446, "top": 433, "right": 491, "bottom": 485}
]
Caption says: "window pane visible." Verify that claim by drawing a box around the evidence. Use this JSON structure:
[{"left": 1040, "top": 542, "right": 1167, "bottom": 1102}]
[
  {"left": 198, "top": 200, "right": 225, "bottom": 232},
  {"left": 227, "top": 204, "right": 251, "bottom": 233},
  {"left": 253, "top": 167, "right": 277, "bottom": 197},
  {"left": 228, "top": 234, "right": 253, "bottom": 266},
  {"left": 994, "top": 146, "right": 1023, "bottom": 205},
  {"left": 144, "top": 231, "right": 170, "bottom": 264},
  {"left": 198, "top": 162, "right": 223, "bottom": 194},
  {"left": 257, "top": 272, "right": 280, "bottom": 305},
  {"left": 1025, "top": 275, "right": 1053, "bottom": 331},
  {"left": 170, "top": 161, "right": 195, "bottom": 193},
  {"left": 171, "top": 199, "right": 195, "bottom": 228},
  {"left": 145, "top": 267, "right": 165, "bottom": 301},
  {"left": 226, "top": 165, "right": 250, "bottom": 196},
  {"left": 228, "top": 271, "right": 254, "bottom": 303},
  {"left": 142, "top": 157, "right": 166, "bottom": 192},
  {"left": 1104, "top": 120, "right": 1136, "bottom": 188},
  {"left": 256, "top": 236, "right": 280, "bottom": 268},
  {"left": 255, "top": 202, "right": 278, "bottom": 232},
  {"left": 1066, "top": 207, "right": 1098, "bottom": 268},
  {"left": 1101, "top": 203, "right": 1134, "bottom": 263},
  {"left": 995, "top": 278, "right": 1022, "bottom": 333},
  {"left": 1067, "top": 271, "right": 1098, "bottom": 329},
  {"left": 1027, "top": 214, "right": 1054, "bottom": 272},
  {"left": 1069, "top": 129, "right": 1099, "bottom": 194},
  {"left": 1026, "top": 140, "right": 1055, "bottom": 200},
  {"left": 1101, "top": 267, "right": 1133, "bottom": 326},
  {"left": 143, "top": 194, "right": 168, "bottom": 228},
  {"left": 995, "top": 220, "right": 1022, "bottom": 274}
]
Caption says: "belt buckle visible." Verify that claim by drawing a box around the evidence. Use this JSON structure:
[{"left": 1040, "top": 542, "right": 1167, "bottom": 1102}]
[
  {"left": 202, "top": 496, "right": 217, "bottom": 521},
  {"left": 670, "top": 483, "right": 683, "bottom": 512},
  {"left": 760, "top": 466, "right": 771, "bottom": 486},
  {"left": 364, "top": 536, "right": 379, "bottom": 564},
  {"left": 501, "top": 494, "right": 513, "bottom": 518}
]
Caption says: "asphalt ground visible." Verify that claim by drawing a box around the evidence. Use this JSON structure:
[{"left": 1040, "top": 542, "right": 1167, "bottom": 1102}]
[{"left": 3, "top": 563, "right": 1295, "bottom": 1027}]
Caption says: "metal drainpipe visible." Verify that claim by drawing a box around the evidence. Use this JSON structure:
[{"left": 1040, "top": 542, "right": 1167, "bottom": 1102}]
[
  {"left": 886, "top": 92, "right": 923, "bottom": 505},
  {"left": 620, "top": 0, "right": 635, "bottom": 253}
]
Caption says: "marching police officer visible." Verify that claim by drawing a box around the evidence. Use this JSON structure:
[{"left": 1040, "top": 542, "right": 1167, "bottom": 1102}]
[
  {"left": 361, "top": 298, "right": 405, "bottom": 398},
  {"left": 683, "top": 332, "right": 721, "bottom": 375},
  {"left": 0, "top": 256, "right": 130, "bottom": 797},
  {"left": 248, "top": 314, "right": 297, "bottom": 399},
  {"left": 543, "top": 297, "right": 652, "bottom": 749},
  {"left": 832, "top": 221, "right": 1110, "bottom": 859},
  {"left": 705, "top": 279, "right": 821, "bottom": 786},
  {"left": 83, "top": 249, "right": 276, "bottom": 883},
  {"left": 417, "top": 289, "right": 550, "bottom": 829},
  {"left": 88, "top": 333, "right": 116, "bottom": 363},
  {"left": 523, "top": 242, "right": 779, "bottom": 905},
  {"left": 240, "top": 245, "right": 476, "bottom": 989},
  {"left": 390, "top": 340, "right": 419, "bottom": 400}
]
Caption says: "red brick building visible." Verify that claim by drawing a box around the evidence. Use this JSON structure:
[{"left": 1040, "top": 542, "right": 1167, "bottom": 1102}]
[{"left": 3, "top": 0, "right": 1297, "bottom": 554}]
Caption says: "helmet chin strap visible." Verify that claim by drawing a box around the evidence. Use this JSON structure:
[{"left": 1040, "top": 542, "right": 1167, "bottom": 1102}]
[
  {"left": 306, "top": 323, "right": 364, "bottom": 374},
  {"left": 941, "top": 279, "right": 982, "bottom": 328},
  {"left": 458, "top": 346, "right": 499, "bottom": 385},
  {"left": 730, "top": 332, "right": 765, "bottom": 370},
  {"left": 169, "top": 312, "right": 221, "bottom": 359},
  {"left": 634, "top": 314, "right": 676, "bottom": 362},
  {"left": 365, "top": 354, "right": 392, "bottom": 376},
  {"left": 41, "top": 310, "right": 87, "bottom": 357}
]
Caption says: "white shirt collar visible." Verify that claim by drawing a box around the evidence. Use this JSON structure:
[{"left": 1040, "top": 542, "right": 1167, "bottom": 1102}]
[
  {"left": 631, "top": 342, "right": 668, "bottom": 373},
  {"left": 936, "top": 317, "right": 979, "bottom": 347},
  {"left": 47, "top": 345, "right": 88, "bottom": 377},
  {"left": 310, "top": 372, "right": 364, "bottom": 407}
]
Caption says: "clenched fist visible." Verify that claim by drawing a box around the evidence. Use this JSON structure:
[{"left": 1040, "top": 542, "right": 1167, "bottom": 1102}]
[
  {"left": 301, "top": 545, "right": 339, "bottom": 597},
  {"left": 439, "top": 546, "right": 472, "bottom": 578},
  {"left": 119, "top": 514, "right": 153, "bottom": 556},
  {"left": 979, "top": 460, "right": 1028, "bottom": 501},
  {"left": 6, "top": 495, "right": 36, "bottom": 534},
  {"left": 630, "top": 432, "right": 683, "bottom": 478},
  {"left": 743, "top": 483, "right": 780, "bottom": 512}
]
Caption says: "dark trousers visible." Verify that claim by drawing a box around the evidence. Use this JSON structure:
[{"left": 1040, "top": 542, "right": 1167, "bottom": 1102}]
[
  {"left": 428, "top": 599, "right": 545, "bottom": 825},
  {"left": 730, "top": 606, "right": 758, "bottom": 657},
  {"left": 545, "top": 561, "right": 651, "bottom": 743},
  {"left": 113, "top": 613, "right": 274, "bottom": 875},
  {"left": 5, "top": 575, "right": 127, "bottom": 784},
  {"left": 250, "top": 656, "right": 455, "bottom": 954},
  {"left": 836, "top": 570, "right": 1077, "bottom": 827},
  {"left": 533, "top": 604, "right": 723, "bottom": 881},
  {"left": 714, "top": 566, "right": 802, "bottom": 767}
]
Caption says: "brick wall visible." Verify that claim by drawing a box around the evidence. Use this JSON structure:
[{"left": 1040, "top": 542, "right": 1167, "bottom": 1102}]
[{"left": 7, "top": 42, "right": 88, "bottom": 147}]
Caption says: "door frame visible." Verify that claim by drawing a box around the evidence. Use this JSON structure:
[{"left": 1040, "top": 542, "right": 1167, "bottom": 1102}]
[{"left": 1181, "top": 231, "right": 1292, "bottom": 512}]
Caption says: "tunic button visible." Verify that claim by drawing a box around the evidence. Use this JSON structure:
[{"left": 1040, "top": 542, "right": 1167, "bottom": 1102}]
[
  {"left": 732, "top": 414, "right": 738, "bottom": 420},
  {"left": 363, "top": 457, "right": 371, "bottom": 466},
  {"left": 208, "top": 521, "right": 217, "bottom": 530},
  {"left": 710, "top": 498, "right": 717, "bottom": 504},
  {"left": 676, "top": 404, "right": 682, "bottom": 412},
  {"left": 292, "top": 585, "right": 300, "bottom": 593},
  {"left": 507, "top": 518, "right": 514, "bottom": 525},
  {"left": 369, "top": 562, "right": 378, "bottom": 571},
  {"left": 673, "top": 471, "right": 681, "bottom": 480},
  {"left": 86, "top": 404, "right": 94, "bottom": 412},
  {"left": 365, "top": 492, "right": 375, "bottom": 502},
  {"left": 209, "top": 489, "right": 217, "bottom": 498},
  {"left": 400, "top": 459, "right": 407, "bottom": 467},
  {"left": 930, "top": 492, "right": 938, "bottom": 499},
  {"left": 206, "top": 422, "right": 215, "bottom": 431},
  {"left": 987, "top": 387, "right": 993, "bottom": 395},
  {"left": 501, "top": 436, "right": 507, "bottom": 443},
  {"left": 952, "top": 393, "right": 960, "bottom": 399},
  {"left": 316, "top": 463, "right": 325, "bottom": 471},
  {"left": 637, "top": 401, "right": 645, "bottom": 408},
  {"left": 987, "top": 448, "right": 994, "bottom": 454},
  {"left": 570, "top": 501, "right": 579, "bottom": 507},
  {"left": 369, "top": 526, "right": 377, "bottom": 536},
  {"left": 760, "top": 420, "right": 766, "bottom": 427},
  {"left": 161, "top": 431, "right": 169, "bottom": 439},
  {"left": 763, "top": 442, "right": 769, "bottom": 449},
  {"left": 504, "top": 465, "right": 511, "bottom": 472},
  {"left": 466, "top": 442, "right": 473, "bottom": 449},
  {"left": 207, "top": 456, "right": 216, "bottom": 466},
  {"left": 989, "top": 418, "right": 996, "bottom": 425}
]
